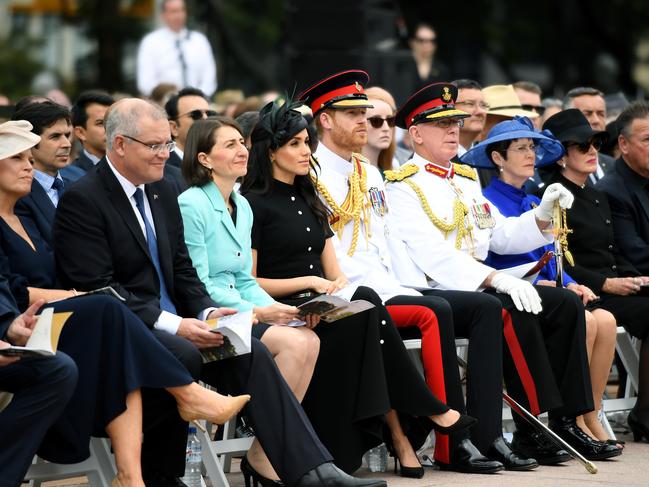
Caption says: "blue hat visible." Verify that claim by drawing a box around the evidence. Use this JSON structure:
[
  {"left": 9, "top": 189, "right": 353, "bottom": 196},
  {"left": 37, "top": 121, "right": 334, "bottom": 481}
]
[{"left": 459, "top": 116, "right": 565, "bottom": 169}]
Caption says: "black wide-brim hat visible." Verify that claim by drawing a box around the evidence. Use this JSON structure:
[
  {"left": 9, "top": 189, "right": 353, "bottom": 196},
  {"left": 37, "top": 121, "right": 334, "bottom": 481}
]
[
  {"left": 542, "top": 108, "right": 608, "bottom": 146},
  {"left": 297, "top": 70, "right": 374, "bottom": 116},
  {"left": 395, "top": 82, "right": 469, "bottom": 129}
]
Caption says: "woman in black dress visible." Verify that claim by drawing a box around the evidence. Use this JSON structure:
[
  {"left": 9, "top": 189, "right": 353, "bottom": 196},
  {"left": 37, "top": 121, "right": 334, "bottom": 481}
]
[
  {"left": 240, "top": 100, "right": 477, "bottom": 477},
  {"left": 542, "top": 109, "right": 649, "bottom": 442},
  {"left": 0, "top": 120, "right": 249, "bottom": 487}
]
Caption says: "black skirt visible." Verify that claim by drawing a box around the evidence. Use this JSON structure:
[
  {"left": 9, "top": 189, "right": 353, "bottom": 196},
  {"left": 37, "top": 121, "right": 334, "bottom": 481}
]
[
  {"left": 37, "top": 295, "right": 193, "bottom": 463},
  {"left": 596, "top": 293, "right": 649, "bottom": 339}
]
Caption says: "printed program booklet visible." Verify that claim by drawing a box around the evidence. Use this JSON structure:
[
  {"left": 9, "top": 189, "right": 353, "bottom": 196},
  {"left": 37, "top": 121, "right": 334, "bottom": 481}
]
[
  {"left": 0, "top": 307, "right": 72, "bottom": 358},
  {"left": 201, "top": 310, "right": 253, "bottom": 362},
  {"left": 288, "top": 294, "right": 375, "bottom": 326}
]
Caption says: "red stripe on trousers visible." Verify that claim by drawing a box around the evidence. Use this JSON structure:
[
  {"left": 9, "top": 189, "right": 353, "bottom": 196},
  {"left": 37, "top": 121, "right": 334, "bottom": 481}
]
[
  {"left": 387, "top": 304, "right": 450, "bottom": 463},
  {"left": 502, "top": 309, "right": 540, "bottom": 415}
]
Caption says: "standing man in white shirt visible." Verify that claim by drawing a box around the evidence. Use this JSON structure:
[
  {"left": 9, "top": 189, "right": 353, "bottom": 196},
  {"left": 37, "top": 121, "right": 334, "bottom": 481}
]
[
  {"left": 137, "top": 0, "right": 217, "bottom": 97},
  {"left": 385, "top": 82, "right": 619, "bottom": 463}
]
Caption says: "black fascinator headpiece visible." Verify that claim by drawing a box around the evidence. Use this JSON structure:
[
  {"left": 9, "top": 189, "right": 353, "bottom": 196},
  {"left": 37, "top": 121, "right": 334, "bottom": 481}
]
[{"left": 250, "top": 96, "right": 309, "bottom": 150}]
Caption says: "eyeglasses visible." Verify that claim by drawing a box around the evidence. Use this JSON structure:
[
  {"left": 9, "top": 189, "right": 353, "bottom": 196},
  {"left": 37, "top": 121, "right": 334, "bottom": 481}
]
[
  {"left": 455, "top": 100, "right": 490, "bottom": 111},
  {"left": 367, "top": 116, "right": 396, "bottom": 128},
  {"left": 507, "top": 143, "right": 538, "bottom": 155},
  {"left": 414, "top": 37, "right": 436, "bottom": 44},
  {"left": 566, "top": 138, "right": 603, "bottom": 154},
  {"left": 521, "top": 104, "right": 546, "bottom": 116},
  {"left": 177, "top": 109, "right": 219, "bottom": 121},
  {"left": 430, "top": 118, "right": 464, "bottom": 129},
  {"left": 121, "top": 134, "right": 175, "bottom": 154}
]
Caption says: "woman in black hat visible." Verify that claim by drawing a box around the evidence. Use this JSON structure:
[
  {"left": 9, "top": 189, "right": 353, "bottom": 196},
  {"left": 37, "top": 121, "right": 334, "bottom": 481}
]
[
  {"left": 543, "top": 108, "right": 649, "bottom": 443},
  {"left": 240, "top": 98, "right": 479, "bottom": 478}
]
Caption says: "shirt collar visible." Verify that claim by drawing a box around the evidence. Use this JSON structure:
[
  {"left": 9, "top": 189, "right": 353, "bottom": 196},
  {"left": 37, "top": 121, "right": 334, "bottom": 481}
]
[
  {"left": 411, "top": 152, "right": 455, "bottom": 179},
  {"left": 33, "top": 169, "right": 62, "bottom": 191},
  {"left": 314, "top": 143, "right": 356, "bottom": 176},
  {"left": 619, "top": 156, "right": 649, "bottom": 188},
  {"left": 164, "top": 26, "right": 189, "bottom": 40},
  {"left": 83, "top": 148, "right": 101, "bottom": 165},
  {"left": 105, "top": 156, "right": 144, "bottom": 199},
  {"left": 173, "top": 146, "right": 184, "bottom": 160}
]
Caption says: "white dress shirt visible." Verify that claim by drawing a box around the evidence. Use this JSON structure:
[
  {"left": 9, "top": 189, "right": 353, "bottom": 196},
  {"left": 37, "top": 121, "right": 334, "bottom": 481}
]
[
  {"left": 33, "top": 170, "right": 64, "bottom": 207},
  {"left": 106, "top": 157, "right": 215, "bottom": 334},
  {"left": 385, "top": 153, "right": 553, "bottom": 291},
  {"left": 314, "top": 143, "right": 420, "bottom": 302},
  {"left": 137, "top": 27, "right": 217, "bottom": 96}
]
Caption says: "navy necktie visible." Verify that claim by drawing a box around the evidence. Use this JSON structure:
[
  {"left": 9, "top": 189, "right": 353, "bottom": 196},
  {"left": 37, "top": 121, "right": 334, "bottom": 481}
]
[
  {"left": 51, "top": 178, "right": 65, "bottom": 201},
  {"left": 133, "top": 188, "right": 177, "bottom": 315}
]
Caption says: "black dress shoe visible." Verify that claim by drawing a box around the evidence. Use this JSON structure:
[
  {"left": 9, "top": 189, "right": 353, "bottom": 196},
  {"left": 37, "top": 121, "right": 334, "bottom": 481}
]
[
  {"left": 549, "top": 416, "right": 622, "bottom": 461},
  {"left": 628, "top": 409, "right": 649, "bottom": 442},
  {"left": 431, "top": 413, "right": 477, "bottom": 434},
  {"left": 511, "top": 429, "right": 570, "bottom": 465},
  {"left": 487, "top": 436, "right": 539, "bottom": 471},
  {"left": 435, "top": 438, "right": 504, "bottom": 474},
  {"left": 241, "top": 456, "right": 284, "bottom": 486},
  {"left": 294, "top": 462, "right": 386, "bottom": 487}
]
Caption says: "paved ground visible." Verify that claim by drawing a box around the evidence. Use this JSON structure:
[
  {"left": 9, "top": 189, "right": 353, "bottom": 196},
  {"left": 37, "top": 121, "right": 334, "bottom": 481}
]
[{"left": 36, "top": 431, "right": 648, "bottom": 487}]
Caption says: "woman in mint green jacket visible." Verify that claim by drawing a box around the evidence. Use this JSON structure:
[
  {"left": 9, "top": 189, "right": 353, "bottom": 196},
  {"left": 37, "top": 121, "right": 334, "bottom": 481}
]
[{"left": 178, "top": 117, "right": 320, "bottom": 484}]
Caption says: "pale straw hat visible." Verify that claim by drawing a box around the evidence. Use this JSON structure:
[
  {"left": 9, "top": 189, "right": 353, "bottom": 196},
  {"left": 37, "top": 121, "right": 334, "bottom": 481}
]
[
  {"left": 0, "top": 120, "right": 40, "bottom": 159},
  {"left": 483, "top": 85, "right": 539, "bottom": 119}
]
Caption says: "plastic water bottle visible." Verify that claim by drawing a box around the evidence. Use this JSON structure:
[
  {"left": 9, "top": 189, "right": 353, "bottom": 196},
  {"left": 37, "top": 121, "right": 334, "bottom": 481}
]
[
  {"left": 181, "top": 426, "right": 203, "bottom": 487},
  {"left": 366, "top": 443, "right": 388, "bottom": 472}
]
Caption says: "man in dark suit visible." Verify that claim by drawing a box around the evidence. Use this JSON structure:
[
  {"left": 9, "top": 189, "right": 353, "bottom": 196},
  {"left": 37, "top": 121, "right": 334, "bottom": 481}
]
[
  {"left": 12, "top": 101, "right": 81, "bottom": 244},
  {"left": 52, "top": 98, "right": 384, "bottom": 487},
  {"left": 165, "top": 87, "right": 217, "bottom": 170},
  {"left": 0, "top": 289, "right": 78, "bottom": 487},
  {"left": 598, "top": 101, "right": 649, "bottom": 275}
]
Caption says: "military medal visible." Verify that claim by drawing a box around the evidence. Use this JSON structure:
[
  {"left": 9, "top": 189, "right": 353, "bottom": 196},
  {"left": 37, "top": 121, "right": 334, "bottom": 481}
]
[
  {"left": 368, "top": 187, "right": 388, "bottom": 216},
  {"left": 471, "top": 201, "right": 496, "bottom": 229}
]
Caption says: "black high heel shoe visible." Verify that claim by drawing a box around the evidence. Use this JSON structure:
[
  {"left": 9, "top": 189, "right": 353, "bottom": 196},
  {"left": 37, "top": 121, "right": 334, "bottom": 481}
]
[
  {"left": 384, "top": 441, "right": 425, "bottom": 479},
  {"left": 431, "top": 413, "right": 477, "bottom": 435},
  {"left": 627, "top": 409, "right": 649, "bottom": 442},
  {"left": 241, "top": 456, "right": 284, "bottom": 487}
]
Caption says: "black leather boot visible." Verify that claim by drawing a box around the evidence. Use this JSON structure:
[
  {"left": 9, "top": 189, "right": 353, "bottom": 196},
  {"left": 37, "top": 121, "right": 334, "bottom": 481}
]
[
  {"left": 293, "top": 463, "right": 387, "bottom": 487},
  {"left": 549, "top": 416, "right": 622, "bottom": 461},
  {"left": 487, "top": 436, "right": 539, "bottom": 470}
]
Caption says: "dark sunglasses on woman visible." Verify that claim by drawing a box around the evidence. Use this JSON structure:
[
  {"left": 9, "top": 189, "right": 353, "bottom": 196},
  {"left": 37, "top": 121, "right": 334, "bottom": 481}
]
[
  {"left": 567, "top": 137, "right": 604, "bottom": 154},
  {"left": 367, "top": 116, "right": 396, "bottom": 129}
]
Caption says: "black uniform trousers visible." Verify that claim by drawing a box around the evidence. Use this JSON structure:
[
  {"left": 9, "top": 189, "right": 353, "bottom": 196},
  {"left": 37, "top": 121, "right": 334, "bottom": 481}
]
[
  {"left": 145, "top": 333, "right": 332, "bottom": 486},
  {"left": 488, "top": 286, "right": 593, "bottom": 421},
  {"left": 0, "top": 353, "right": 78, "bottom": 487}
]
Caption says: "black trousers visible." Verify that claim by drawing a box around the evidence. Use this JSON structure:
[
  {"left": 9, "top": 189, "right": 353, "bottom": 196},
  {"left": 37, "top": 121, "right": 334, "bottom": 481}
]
[
  {"left": 0, "top": 353, "right": 78, "bottom": 487},
  {"left": 488, "top": 286, "right": 593, "bottom": 420},
  {"left": 143, "top": 333, "right": 332, "bottom": 486},
  {"left": 388, "top": 291, "right": 504, "bottom": 456}
]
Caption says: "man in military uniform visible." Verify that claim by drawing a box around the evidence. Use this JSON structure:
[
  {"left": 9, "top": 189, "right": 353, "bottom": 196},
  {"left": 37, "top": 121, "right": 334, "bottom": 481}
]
[
  {"left": 385, "top": 82, "right": 619, "bottom": 462},
  {"left": 298, "top": 70, "right": 535, "bottom": 473}
]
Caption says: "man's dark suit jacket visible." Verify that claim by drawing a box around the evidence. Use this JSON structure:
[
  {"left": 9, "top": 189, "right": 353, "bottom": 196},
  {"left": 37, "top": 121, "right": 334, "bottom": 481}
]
[
  {"left": 0, "top": 275, "right": 19, "bottom": 339},
  {"left": 166, "top": 150, "right": 182, "bottom": 169},
  {"left": 52, "top": 158, "right": 215, "bottom": 327},
  {"left": 15, "top": 171, "right": 80, "bottom": 245},
  {"left": 597, "top": 157, "right": 649, "bottom": 275},
  {"left": 71, "top": 151, "right": 96, "bottom": 172}
]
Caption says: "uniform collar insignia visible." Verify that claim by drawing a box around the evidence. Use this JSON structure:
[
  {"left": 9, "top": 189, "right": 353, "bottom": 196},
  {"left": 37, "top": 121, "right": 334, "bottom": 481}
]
[{"left": 425, "top": 162, "right": 454, "bottom": 179}]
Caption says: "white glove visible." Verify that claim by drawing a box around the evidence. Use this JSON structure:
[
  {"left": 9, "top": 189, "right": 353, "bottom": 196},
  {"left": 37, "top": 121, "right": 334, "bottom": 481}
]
[
  {"left": 491, "top": 273, "right": 543, "bottom": 314},
  {"left": 534, "top": 183, "right": 574, "bottom": 222}
]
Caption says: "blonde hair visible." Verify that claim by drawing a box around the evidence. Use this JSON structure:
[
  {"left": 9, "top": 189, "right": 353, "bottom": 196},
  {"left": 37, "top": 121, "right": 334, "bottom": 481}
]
[{"left": 365, "top": 86, "right": 397, "bottom": 172}]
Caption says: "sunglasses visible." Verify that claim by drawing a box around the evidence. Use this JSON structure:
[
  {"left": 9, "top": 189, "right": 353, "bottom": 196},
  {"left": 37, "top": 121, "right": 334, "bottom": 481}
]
[
  {"left": 177, "top": 109, "right": 219, "bottom": 121},
  {"left": 566, "top": 137, "right": 603, "bottom": 154},
  {"left": 414, "top": 37, "right": 436, "bottom": 44},
  {"left": 367, "top": 116, "right": 396, "bottom": 129},
  {"left": 521, "top": 104, "right": 546, "bottom": 116}
]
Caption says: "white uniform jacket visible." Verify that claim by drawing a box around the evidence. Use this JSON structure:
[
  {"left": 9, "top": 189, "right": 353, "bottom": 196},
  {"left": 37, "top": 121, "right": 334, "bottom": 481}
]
[
  {"left": 314, "top": 144, "right": 420, "bottom": 301},
  {"left": 385, "top": 153, "right": 553, "bottom": 291}
]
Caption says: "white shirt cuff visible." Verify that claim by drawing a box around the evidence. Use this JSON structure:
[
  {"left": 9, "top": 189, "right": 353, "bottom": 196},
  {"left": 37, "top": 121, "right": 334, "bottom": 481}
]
[
  {"left": 154, "top": 311, "right": 182, "bottom": 334},
  {"left": 199, "top": 307, "right": 219, "bottom": 321}
]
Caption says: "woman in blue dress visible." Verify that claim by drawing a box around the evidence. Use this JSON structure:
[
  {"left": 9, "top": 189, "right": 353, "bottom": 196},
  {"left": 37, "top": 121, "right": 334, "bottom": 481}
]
[
  {"left": 0, "top": 120, "right": 249, "bottom": 487},
  {"left": 460, "top": 117, "right": 621, "bottom": 449}
]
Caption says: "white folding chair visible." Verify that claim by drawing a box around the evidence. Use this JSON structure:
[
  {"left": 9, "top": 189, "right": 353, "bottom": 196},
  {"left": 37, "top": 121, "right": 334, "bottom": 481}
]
[{"left": 25, "top": 437, "right": 116, "bottom": 487}]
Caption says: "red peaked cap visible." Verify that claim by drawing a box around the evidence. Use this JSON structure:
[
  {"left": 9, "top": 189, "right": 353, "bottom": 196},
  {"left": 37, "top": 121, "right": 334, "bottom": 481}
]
[
  {"left": 298, "top": 70, "right": 374, "bottom": 116},
  {"left": 395, "top": 82, "right": 469, "bottom": 129}
]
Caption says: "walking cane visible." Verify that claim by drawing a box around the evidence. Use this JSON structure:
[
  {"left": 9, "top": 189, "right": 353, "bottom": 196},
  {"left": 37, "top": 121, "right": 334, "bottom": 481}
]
[{"left": 455, "top": 355, "right": 598, "bottom": 474}]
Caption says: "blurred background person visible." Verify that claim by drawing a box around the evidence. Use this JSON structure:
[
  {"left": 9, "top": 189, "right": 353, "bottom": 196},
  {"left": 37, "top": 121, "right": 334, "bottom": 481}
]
[
  {"left": 361, "top": 86, "right": 399, "bottom": 175},
  {"left": 453, "top": 79, "right": 488, "bottom": 157},
  {"left": 70, "top": 90, "right": 114, "bottom": 172},
  {"left": 408, "top": 23, "right": 449, "bottom": 89},
  {"left": 513, "top": 81, "right": 544, "bottom": 129}
]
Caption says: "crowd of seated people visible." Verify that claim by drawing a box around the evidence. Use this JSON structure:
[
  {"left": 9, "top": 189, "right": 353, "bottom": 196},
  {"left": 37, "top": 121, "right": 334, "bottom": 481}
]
[{"left": 2, "top": 68, "right": 649, "bottom": 487}]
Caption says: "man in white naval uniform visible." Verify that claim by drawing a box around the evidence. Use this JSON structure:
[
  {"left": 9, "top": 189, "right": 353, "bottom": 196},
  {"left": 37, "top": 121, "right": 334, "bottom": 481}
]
[
  {"left": 386, "top": 82, "right": 612, "bottom": 463},
  {"left": 299, "top": 70, "right": 534, "bottom": 473}
]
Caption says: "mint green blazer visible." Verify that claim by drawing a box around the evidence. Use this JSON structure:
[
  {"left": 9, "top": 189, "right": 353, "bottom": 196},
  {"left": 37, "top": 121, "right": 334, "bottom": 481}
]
[{"left": 178, "top": 183, "right": 274, "bottom": 311}]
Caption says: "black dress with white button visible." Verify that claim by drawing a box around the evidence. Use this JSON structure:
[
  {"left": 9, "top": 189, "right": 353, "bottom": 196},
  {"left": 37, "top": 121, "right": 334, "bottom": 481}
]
[
  {"left": 552, "top": 173, "right": 649, "bottom": 339},
  {"left": 245, "top": 180, "right": 449, "bottom": 473}
]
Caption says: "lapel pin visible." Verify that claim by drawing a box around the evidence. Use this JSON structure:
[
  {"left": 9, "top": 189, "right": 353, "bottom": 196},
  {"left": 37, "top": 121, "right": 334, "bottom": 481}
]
[{"left": 153, "top": 194, "right": 159, "bottom": 200}]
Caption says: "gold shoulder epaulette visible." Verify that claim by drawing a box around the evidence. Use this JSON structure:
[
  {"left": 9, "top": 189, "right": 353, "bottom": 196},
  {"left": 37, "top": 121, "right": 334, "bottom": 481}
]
[
  {"left": 453, "top": 163, "right": 478, "bottom": 181},
  {"left": 384, "top": 163, "right": 419, "bottom": 182}
]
